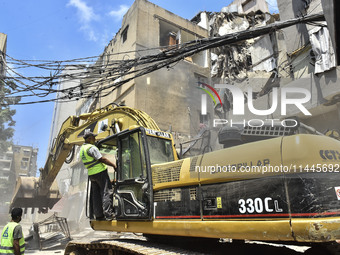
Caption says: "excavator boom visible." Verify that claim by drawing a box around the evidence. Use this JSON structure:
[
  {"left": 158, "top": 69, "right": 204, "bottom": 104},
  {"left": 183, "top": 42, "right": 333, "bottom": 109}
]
[{"left": 10, "top": 105, "right": 162, "bottom": 211}]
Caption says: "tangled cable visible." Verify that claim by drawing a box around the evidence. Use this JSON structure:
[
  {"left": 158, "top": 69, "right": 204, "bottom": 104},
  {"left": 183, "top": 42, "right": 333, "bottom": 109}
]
[{"left": 0, "top": 13, "right": 325, "bottom": 106}]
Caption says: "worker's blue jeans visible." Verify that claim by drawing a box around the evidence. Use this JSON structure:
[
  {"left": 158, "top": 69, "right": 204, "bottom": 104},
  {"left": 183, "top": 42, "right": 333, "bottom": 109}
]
[{"left": 89, "top": 169, "right": 114, "bottom": 219}]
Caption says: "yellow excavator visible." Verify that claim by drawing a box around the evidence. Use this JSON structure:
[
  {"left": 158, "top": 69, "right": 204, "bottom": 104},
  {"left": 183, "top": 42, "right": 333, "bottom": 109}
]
[{"left": 10, "top": 104, "right": 340, "bottom": 254}]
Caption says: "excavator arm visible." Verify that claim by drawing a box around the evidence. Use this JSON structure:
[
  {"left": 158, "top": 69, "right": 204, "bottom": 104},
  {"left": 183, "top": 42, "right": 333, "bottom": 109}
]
[{"left": 10, "top": 105, "right": 161, "bottom": 212}]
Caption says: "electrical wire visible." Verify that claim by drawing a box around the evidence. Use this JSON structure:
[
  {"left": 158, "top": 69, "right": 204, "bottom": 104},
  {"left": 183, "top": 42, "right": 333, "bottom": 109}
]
[{"left": 0, "top": 12, "right": 325, "bottom": 106}]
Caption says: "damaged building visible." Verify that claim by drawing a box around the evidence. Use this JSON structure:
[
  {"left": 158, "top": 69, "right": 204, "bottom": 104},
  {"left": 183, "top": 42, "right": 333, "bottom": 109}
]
[
  {"left": 192, "top": 0, "right": 340, "bottom": 136},
  {"left": 194, "top": 10, "right": 279, "bottom": 87},
  {"left": 276, "top": 0, "right": 339, "bottom": 132}
]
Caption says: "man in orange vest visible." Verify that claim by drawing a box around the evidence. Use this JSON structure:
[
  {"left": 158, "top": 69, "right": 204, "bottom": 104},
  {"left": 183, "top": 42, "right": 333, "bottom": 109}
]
[
  {"left": 80, "top": 131, "right": 116, "bottom": 220},
  {"left": 0, "top": 207, "right": 25, "bottom": 255}
]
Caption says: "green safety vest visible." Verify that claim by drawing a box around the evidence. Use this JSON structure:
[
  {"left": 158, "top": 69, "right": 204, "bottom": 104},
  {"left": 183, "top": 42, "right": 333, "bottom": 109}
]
[
  {"left": 0, "top": 222, "right": 25, "bottom": 255},
  {"left": 80, "top": 143, "right": 107, "bottom": 176}
]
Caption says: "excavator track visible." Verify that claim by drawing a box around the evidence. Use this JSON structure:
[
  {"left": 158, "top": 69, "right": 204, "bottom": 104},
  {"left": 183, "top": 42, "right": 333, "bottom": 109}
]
[
  {"left": 64, "top": 238, "right": 340, "bottom": 255},
  {"left": 64, "top": 238, "right": 204, "bottom": 255}
]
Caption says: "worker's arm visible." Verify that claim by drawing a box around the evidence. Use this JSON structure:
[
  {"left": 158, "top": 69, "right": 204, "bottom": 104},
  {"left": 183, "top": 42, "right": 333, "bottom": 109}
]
[
  {"left": 13, "top": 239, "right": 21, "bottom": 255},
  {"left": 88, "top": 146, "right": 117, "bottom": 169},
  {"left": 99, "top": 156, "right": 117, "bottom": 169},
  {"left": 12, "top": 225, "right": 23, "bottom": 255}
]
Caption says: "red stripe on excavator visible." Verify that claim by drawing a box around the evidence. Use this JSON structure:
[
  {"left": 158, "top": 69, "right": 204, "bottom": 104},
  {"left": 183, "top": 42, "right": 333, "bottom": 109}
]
[
  {"left": 156, "top": 215, "right": 201, "bottom": 219},
  {"left": 156, "top": 211, "right": 340, "bottom": 219}
]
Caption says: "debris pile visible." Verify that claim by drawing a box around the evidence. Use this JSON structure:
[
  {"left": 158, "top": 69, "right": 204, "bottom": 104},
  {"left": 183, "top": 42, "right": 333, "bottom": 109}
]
[
  {"left": 25, "top": 214, "right": 71, "bottom": 251},
  {"left": 208, "top": 11, "right": 279, "bottom": 85}
]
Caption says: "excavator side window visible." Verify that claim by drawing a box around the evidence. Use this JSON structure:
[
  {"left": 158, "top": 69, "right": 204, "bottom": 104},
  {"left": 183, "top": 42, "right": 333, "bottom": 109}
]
[
  {"left": 119, "top": 132, "right": 146, "bottom": 181},
  {"left": 98, "top": 144, "right": 117, "bottom": 181}
]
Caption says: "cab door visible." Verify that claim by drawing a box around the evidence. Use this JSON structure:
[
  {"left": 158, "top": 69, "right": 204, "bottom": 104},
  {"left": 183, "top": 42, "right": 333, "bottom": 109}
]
[{"left": 115, "top": 128, "right": 152, "bottom": 220}]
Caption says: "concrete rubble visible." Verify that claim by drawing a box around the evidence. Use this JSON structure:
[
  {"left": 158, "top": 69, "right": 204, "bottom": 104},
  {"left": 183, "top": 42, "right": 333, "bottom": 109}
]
[{"left": 192, "top": 0, "right": 339, "bottom": 128}]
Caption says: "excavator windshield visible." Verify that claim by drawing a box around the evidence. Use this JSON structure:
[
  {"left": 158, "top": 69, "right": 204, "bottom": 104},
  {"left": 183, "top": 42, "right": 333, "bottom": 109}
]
[{"left": 97, "top": 127, "right": 176, "bottom": 182}]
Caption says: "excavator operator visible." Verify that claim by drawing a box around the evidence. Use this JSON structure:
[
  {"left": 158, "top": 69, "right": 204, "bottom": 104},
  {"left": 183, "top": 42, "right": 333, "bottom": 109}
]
[{"left": 80, "top": 131, "right": 117, "bottom": 220}]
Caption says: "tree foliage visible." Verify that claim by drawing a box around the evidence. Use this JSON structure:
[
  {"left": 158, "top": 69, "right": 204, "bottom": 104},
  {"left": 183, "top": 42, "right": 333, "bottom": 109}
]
[{"left": 0, "top": 80, "right": 20, "bottom": 152}]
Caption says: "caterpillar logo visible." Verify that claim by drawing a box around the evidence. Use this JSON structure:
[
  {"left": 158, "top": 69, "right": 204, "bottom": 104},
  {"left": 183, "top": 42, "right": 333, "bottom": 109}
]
[{"left": 319, "top": 150, "right": 340, "bottom": 160}]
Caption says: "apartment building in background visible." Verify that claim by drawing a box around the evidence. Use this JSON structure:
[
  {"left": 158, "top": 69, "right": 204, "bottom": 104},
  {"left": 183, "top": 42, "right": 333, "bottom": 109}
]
[
  {"left": 12, "top": 145, "right": 38, "bottom": 177},
  {"left": 47, "top": 66, "right": 88, "bottom": 230},
  {"left": 49, "top": 65, "right": 83, "bottom": 198},
  {"left": 0, "top": 145, "right": 38, "bottom": 182},
  {"left": 0, "top": 145, "right": 38, "bottom": 204},
  {"left": 0, "top": 145, "right": 38, "bottom": 180}
]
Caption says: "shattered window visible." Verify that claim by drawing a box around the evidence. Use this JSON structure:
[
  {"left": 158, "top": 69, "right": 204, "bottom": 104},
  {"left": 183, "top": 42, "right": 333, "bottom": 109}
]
[
  {"left": 159, "top": 20, "right": 180, "bottom": 47},
  {"left": 159, "top": 19, "right": 208, "bottom": 67}
]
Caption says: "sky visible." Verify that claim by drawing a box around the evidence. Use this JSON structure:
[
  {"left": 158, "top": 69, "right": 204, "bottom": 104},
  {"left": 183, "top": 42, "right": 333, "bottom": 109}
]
[{"left": 0, "top": 0, "right": 278, "bottom": 171}]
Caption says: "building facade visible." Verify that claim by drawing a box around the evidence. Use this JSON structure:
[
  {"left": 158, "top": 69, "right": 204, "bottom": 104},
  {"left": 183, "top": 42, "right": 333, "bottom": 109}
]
[
  {"left": 0, "top": 33, "right": 7, "bottom": 77},
  {"left": 0, "top": 145, "right": 38, "bottom": 212},
  {"left": 76, "top": 0, "right": 211, "bottom": 154},
  {"left": 0, "top": 148, "right": 14, "bottom": 184},
  {"left": 263, "top": 0, "right": 340, "bottom": 132},
  {"left": 0, "top": 145, "right": 38, "bottom": 182},
  {"left": 224, "top": 0, "right": 270, "bottom": 14},
  {"left": 48, "top": 66, "right": 89, "bottom": 230},
  {"left": 11, "top": 145, "right": 38, "bottom": 178}
]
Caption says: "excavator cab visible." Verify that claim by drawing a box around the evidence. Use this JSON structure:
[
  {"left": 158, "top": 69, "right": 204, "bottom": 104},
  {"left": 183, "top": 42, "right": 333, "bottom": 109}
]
[{"left": 95, "top": 126, "right": 175, "bottom": 221}]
